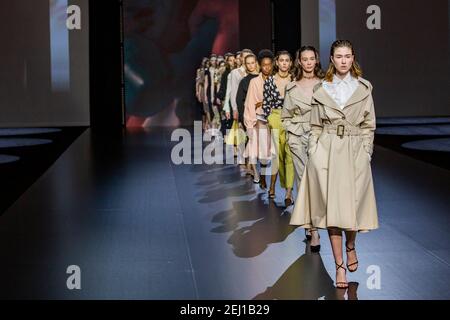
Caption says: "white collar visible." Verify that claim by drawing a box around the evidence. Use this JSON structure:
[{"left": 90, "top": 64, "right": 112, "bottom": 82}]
[{"left": 333, "top": 73, "right": 355, "bottom": 85}]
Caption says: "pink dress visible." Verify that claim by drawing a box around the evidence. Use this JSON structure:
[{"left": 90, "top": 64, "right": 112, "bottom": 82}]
[{"left": 244, "top": 74, "right": 271, "bottom": 164}]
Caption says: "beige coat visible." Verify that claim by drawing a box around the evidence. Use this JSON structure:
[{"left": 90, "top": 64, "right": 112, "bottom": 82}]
[
  {"left": 281, "top": 82, "right": 315, "bottom": 187},
  {"left": 290, "top": 77, "right": 379, "bottom": 232}
]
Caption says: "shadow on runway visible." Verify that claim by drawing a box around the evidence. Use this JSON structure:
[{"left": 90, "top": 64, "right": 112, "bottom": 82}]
[
  {"left": 211, "top": 195, "right": 297, "bottom": 257},
  {"left": 211, "top": 193, "right": 269, "bottom": 232},
  {"left": 195, "top": 169, "right": 244, "bottom": 188},
  {"left": 253, "top": 244, "right": 359, "bottom": 300},
  {"left": 198, "top": 183, "right": 256, "bottom": 203}
]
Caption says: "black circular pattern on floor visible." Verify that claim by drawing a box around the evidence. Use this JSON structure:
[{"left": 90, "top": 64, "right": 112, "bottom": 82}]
[
  {"left": 0, "top": 155, "right": 20, "bottom": 164},
  {"left": 0, "top": 138, "right": 53, "bottom": 148},
  {"left": 0, "top": 128, "right": 61, "bottom": 136}
]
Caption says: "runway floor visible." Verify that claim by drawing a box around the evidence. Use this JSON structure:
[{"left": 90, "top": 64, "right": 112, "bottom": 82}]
[{"left": 0, "top": 127, "right": 449, "bottom": 299}]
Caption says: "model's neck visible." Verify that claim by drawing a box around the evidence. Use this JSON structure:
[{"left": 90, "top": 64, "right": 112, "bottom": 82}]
[
  {"left": 277, "top": 70, "right": 290, "bottom": 78},
  {"left": 303, "top": 70, "right": 315, "bottom": 79},
  {"left": 335, "top": 71, "right": 349, "bottom": 80}
]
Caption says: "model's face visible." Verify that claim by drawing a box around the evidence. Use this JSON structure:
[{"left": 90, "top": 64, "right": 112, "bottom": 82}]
[
  {"left": 210, "top": 58, "right": 217, "bottom": 67},
  {"left": 300, "top": 50, "right": 317, "bottom": 73},
  {"left": 331, "top": 47, "right": 354, "bottom": 75},
  {"left": 276, "top": 54, "right": 292, "bottom": 73},
  {"left": 227, "top": 56, "right": 236, "bottom": 68},
  {"left": 235, "top": 56, "right": 241, "bottom": 66},
  {"left": 261, "top": 58, "right": 273, "bottom": 76},
  {"left": 245, "top": 57, "right": 257, "bottom": 73}
]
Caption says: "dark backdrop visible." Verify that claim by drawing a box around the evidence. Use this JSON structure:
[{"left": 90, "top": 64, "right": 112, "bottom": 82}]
[{"left": 336, "top": 0, "right": 449, "bottom": 117}]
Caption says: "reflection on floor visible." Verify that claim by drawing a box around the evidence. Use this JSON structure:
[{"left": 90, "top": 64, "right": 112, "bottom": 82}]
[
  {"left": 375, "top": 117, "right": 450, "bottom": 170},
  {"left": 0, "top": 128, "right": 62, "bottom": 136},
  {"left": 0, "top": 138, "right": 53, "bottom": 148},
  {"left": 0, "top": 127, "right": 86, "bottom": 214},
  {"left": 0, "top": 155, "right": 20, "bottom": 164},
  {"left": 377, "top": 116, "right": 450, "bottom": 125},
  {"left": 376, "top": 124, "right": 450, "bottom": 136},
  {"left": 0, "top": 127, "right": 449, "bottom": 299},
  {"left": 403, "top": 138, "right": 450, "bottom": 152}
]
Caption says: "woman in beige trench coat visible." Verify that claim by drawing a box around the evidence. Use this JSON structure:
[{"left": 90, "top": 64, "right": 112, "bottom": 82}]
[
  {"left": 282, "top": 46, "right": 324, "bottom": 252},
  {"left": 290, "top": 40, "right": 379, "bottom": 289}
]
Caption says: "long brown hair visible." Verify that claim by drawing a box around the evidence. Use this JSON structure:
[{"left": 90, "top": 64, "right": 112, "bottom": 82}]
[
  {"left": 294, "top": 46, "right": 324, "bottom": 81},
  {"left": 325, "top": 40, "right": 363, "bottom": 82}
]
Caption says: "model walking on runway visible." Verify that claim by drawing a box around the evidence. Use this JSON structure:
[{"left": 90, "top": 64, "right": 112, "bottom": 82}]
[
  {"left": 217, "top": 53, "right": 236, "bottom": 139},
  {"left": 236, "top": 53, "right": 260, "bottom": 182},
  {"left": 196, "top": 58, "right": 210, "bottom": 131},
  {"left": 243, "top": 50, "right": 274, "bottom": 185},
  {"left": 290, "top": 40, "right": 379, "bottom": 289},
  {"left": 282, "top": 46, "right": 324, "bottom": 251},
  {"left": 262, "top": 51, "right": 295, "bottom": 207},
  {"left": 227, "top": 49, "right": 253, "bottom": 123},
  {"left": 204, "top": 54, "right": 221, "bottom": 135}
]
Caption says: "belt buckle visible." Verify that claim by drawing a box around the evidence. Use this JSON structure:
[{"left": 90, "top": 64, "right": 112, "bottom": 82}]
[{"left": 337, "top": 125, "right": 345, "bottom": 138}]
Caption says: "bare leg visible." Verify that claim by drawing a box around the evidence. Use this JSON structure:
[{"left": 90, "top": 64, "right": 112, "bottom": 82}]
[
  {"left": 328, "top": 228, "right": 348, "bottom": 288},
  {"left": 286, "top": 187, "right": 293, "bottom": 199},
  {"left": 251, "top": 164, "right": 260, "bottom": 182},
  {"left": 269, "top": 174, "right": 277, "bottom": 197},
  {"left": 344, "top": 231, "right": 358, "bottom": 272},
  {"left": 246, "top": 158, "right": 252, "bottom": 174},
  {"left": 310, "top": 229, "right": 320, "bottom": 247}
]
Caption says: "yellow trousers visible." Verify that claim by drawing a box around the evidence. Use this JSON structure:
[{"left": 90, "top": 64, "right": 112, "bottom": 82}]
[{"left": 267, "top": 109, "right": 295, "bottom": 189}]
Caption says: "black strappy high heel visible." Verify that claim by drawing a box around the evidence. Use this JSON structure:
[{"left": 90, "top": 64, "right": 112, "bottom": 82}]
[
  {"left": 346, "top": 242, "right": 359, "bottom": 273},
  {"left": 284, "top": 197, "right": 293, "bottom": 207},
  {"left": 310, "top": 232, "right": 321, "bottom": 253},
  {"left": 305, "top": 229, "right": 312, "bottom": 241},
  {"left": 335, "top": 261, "right": 349, "bottom": 289}
]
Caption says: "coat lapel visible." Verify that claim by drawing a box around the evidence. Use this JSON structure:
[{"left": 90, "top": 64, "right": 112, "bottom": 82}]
[
  {"left": 343, "top": 81, "right": 370, "bottom": 109},
  {"left": 313, "top": 86, "right": 345, "bottom": 115}
]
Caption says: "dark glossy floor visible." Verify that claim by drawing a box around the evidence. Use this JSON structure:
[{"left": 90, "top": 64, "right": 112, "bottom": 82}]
[
  {"left": 0, "top": 127, "right": 449, "bottom": 299},
  {"left": 0, "top": 127, "right": 86, "bottom": 214}
]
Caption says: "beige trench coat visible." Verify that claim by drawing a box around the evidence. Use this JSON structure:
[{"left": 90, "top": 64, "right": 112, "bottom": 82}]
[
  {"left": 281, "top": 82, "right": 314, "bottom": 188},
  {"left": 290, "top": 77, "right": 379, "bottom": 232}
]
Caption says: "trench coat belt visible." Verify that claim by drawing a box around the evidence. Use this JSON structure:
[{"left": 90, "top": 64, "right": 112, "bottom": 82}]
[{"left": 324, "top": 124, "right": 361, "bottom": 137}]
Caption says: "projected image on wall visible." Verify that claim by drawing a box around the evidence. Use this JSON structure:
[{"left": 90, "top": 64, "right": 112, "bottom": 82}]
[
  {"left": 50, "top": 0, "right": 70, "bottom": 91},
  {"left": 123, "top": 0, "right": 239, "bottom": 127},
  {"left": 0, "top": 0, "right": 89, "bottom": 127}
]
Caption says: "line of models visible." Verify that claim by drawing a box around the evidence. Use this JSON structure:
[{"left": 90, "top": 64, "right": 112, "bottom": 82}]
[{"left": 195, "top": 40, "right": 379, "bottom": 289}]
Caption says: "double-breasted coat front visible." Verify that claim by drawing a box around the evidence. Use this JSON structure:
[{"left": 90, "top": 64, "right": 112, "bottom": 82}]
[
  {"left": 281, "top": 82, "right": 315, "bottom": 188},
  {"left": 290, "top": 77, "right": 379, "bottom": 232}
]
